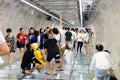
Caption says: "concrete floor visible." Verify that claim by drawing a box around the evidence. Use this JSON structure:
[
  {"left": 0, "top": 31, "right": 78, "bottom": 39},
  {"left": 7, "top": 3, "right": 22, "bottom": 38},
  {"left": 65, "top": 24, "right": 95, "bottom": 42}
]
[{"left": 0, "top": 49, "right": 94, "bottom": 80}]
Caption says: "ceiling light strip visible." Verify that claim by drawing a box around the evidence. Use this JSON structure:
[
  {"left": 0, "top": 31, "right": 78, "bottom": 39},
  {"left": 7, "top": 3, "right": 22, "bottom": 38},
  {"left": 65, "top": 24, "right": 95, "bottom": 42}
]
[{"left": 79, "top": 0, "right": 83, "bottom": 27}]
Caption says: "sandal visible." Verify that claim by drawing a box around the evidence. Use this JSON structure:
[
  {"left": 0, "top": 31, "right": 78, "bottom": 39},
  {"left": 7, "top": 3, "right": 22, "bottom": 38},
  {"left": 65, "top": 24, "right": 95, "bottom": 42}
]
[
  {"left": 45, "top": 72, "right": 50, "bottom": 75},
  {"left": 53, "top": 73, "right": 58, "bottom": 75}
]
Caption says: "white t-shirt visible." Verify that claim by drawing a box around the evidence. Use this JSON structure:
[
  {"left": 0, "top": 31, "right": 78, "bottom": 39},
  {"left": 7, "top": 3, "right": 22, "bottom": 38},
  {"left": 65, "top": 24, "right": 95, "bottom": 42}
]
[
  {"left": 71, "top": 31, "right": 76, "bottom": 40},
  {"left": 84, "top": 33, "right": 89, "bottom": 42},
  {"left": 60, "top": 29, "right": 66, "bottom": 48},
  {"left": 0, "top": 31, "right": 5, "bottom": 44},
  {"left": 54, "top": 33, "right": 61, "bottom": 42},
  {"left": 77, "top": 33, "right": 85, "bottom": 42},
  {"left": 89, "top": 51, "right": 111, "bottom": 70},
  {"left": 37, "top": 35, "right": 40, "bottom": 46}
]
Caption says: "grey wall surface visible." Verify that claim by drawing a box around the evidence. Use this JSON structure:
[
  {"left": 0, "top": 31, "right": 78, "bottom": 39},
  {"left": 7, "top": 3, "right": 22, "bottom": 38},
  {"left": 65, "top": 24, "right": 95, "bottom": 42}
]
[
  {"left": 87, "top": 0, "right": 120, "bottom": 78},
  {"left": 0, "top": 0, "right": 61, "bottom": 66}
]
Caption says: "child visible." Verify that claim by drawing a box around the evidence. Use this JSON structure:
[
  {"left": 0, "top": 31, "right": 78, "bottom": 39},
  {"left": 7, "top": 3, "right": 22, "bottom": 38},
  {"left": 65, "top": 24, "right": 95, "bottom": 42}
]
[
  {"left": 21, "top": 43, "right": 34, "bottom": 75},
  {"left": 64, "top": 44, "right": 72, "bottom": 65},
  {"left": 31, "top": 43, "right": 45, "bottom": 69}
]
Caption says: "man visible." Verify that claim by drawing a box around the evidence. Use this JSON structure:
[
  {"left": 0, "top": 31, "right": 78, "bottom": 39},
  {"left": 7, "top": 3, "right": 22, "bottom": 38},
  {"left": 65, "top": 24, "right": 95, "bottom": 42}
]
[
  {"left": 0, "top": 31, "right": 10, "bottom": 56},
  {"left": 65, "top": 28, "right": 72, "bottom": 48},
  {"left": 44, "top": 33, "right": 60, "bottom": 75}
]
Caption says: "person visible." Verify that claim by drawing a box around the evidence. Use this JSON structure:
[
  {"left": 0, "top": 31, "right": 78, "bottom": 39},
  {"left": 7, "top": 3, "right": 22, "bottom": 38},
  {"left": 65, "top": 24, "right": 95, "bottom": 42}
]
[
  {"left": 44, "top": 33, "right": 60, "bottom": 75},
  {"left": 76, "top": 30, "right": 85, "bottom": 53},
  {"left": 53, "top": 28, "right": 61, "bottom": 42},
  {"left": 44, "top": 27, "right": 50, "bottom": 34},
  {"left": 31, "top": 43, "right": 45, "bottom": 69},
  {"left": 88, "top": 28, "right": 94, "bottom": 47},
  {"left": 89, "top": 44, "right": 111, "bottom": 80},
  {"left": 21, "top": 43, "right": 34, "bottom": 75},
  {"left": 5, "top": 28, "right": 16, "bottom": 69},
  {"left": 58, "top": 27, "right": 66, "bottom": 71},
  {"left": 28, "top": 27, "right": 37, "bottom": 44},
  {"left": 39, "top": 28, "right": 44, "bottom": 50},
  {"left": 70, "top": 28, "right": 76, "bottom": 50},
  {"left": 65, "top": 28, "right": 72, "bottom": 48},
  {"left": 16, "top": 28, "right": 27, "bottom": 62},
  {"left": 64, "top": 44, "right": 72, "bottom": 65},
  {"left": 84, "top": 28, "right": 89, "bottom": 54},
  {"left": 0, "top": 31, "right": 10, "bottom": 56}
]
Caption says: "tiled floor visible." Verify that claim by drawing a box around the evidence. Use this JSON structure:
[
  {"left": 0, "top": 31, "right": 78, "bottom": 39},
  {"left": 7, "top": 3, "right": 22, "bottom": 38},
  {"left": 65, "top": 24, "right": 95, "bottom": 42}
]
[{"left": 0, "top": 49, "right": 94, "bottom": 80}]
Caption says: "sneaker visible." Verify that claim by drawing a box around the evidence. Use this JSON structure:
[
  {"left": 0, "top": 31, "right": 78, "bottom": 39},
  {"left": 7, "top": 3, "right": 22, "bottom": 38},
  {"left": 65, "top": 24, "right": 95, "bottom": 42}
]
[
  {"left": 57, "top": 68, "right": 64, "bottom": 71},
  {"left": 17, "top": 61, "right": 21, "bottom": 64},
  {"left": 24, "top": 74, "right": 31, "bottom": 79},
  {"left": 8, "top": 65, "right": 12, "bottom": 70}
]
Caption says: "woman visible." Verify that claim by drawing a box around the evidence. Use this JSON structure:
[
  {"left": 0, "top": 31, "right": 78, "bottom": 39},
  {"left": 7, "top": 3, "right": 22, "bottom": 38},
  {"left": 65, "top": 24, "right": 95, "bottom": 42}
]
[
  {"left": 89, "top": 44, "right": 111, "bottom": 80},
  {"left": 16, "top": 28, "right": 27, "bottom": 62},
  {"left": 84, "top": 28, "right": 89, "bottom": 54},
  {"left": 76, "top": 30, "right": 85, "bottom": 53},
  {"left": 5, "top": 28, "right": 16, "bottom": 69}
]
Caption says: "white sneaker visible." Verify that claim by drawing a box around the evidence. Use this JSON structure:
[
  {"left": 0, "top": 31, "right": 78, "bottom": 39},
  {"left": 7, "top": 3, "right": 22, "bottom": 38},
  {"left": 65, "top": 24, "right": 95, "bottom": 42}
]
[
  {"left": 24, "top": 75, "right": 31, "bottom": 79},
  {"left": 17, "top": 61, "right": 21, "bottom": 64},
  {"left": 8, "top": 65, "right": 12, "bottom": 70}
]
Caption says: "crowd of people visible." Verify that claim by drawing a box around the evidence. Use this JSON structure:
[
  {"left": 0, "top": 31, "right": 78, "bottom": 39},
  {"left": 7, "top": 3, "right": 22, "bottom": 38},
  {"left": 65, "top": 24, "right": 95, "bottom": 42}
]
[
  {"left": 3, "top": 27, "right": 94, "bottom": 73},
  {"left": 0, "top": 26, "right": 116, "bottom": 80}
]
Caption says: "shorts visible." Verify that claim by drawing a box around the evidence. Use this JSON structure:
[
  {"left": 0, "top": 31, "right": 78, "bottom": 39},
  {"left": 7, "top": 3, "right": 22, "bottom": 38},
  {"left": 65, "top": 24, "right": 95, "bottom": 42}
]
[
  {"left": 60, "top": 47, "right": 65, "bottom": 55},
  {"left": 21, "top": 63, "right": 31, "bottom": 70},
  {"left": 17, "top": 44, "right": 25, "bottom": 48},
  {"left": 47, "top": 53, "right": 60, "bottom": 63},
  {"left": 84, "top": 41, "right": 89, "bottom": 44}
]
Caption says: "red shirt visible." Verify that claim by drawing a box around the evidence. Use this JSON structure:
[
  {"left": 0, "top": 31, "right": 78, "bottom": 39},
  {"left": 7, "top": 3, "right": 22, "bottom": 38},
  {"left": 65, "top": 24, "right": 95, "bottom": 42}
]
[{"left": 17, "top": 33, "right": 26, "bottom": 44}]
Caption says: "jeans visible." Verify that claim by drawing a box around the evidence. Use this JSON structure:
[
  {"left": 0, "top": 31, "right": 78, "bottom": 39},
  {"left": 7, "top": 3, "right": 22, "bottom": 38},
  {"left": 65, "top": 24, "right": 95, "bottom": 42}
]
[
  {"left": 77, "top": 42, "right": 83, "bottom": 53},
  {"left": 95, "top": 68, "right": 110, "bottom": 80}
]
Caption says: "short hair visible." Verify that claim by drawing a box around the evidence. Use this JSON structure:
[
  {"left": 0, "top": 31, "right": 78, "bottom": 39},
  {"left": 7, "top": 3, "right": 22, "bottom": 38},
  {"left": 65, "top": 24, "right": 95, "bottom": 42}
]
[
  {"left": 85, "top": 28, "right": 89, "bottom": 33},
  {"left": 62, "top": 27, "right": 65, "bottom": 30},
  {"left": 20, "top": 28, "right": 23, "bottom": 31},
  {"left": 6, "top": 28, "right": 12, "bottom": 32},
  {"left": 96, "top": 44, "right": 104, "bottom": 51},
  {"left": 29, "top": 27, "right": 34, "bottom": 31},
  {"left": 44, "top": 33, "right": 49, "bottom": 40},
  {"left": 53, "top": 28, "right": 59, "bottom": 34},
  {"left": 68, "top": 28, "right": 70, "bottom": 30},
  {"left": 34, "top": 30, "right": 39, "bottom": 37},
  {"left": 71, "top": 28, "right": 74, "bottom": 31},
  {"left": 39, "top": 28, "right": 43, "bottom": 33},
  {"left": 46, "top": 27, "right": 49, "bottom": 29},
  {"left": 26, "top": 43, "right": 31, "bottom": 50},
  {"left": 80, "top": 29, "right": 84, "bottom": 33}
]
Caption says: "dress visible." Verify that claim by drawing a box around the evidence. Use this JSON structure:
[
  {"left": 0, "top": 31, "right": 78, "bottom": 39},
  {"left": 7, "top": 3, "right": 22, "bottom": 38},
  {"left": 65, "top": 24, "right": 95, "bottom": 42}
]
[{"left": 5, "top": 35, "right": 16, "bottom": 53}]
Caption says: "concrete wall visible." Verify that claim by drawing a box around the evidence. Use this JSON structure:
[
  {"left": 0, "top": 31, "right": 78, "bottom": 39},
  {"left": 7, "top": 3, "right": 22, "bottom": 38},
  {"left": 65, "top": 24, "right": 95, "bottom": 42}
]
[
  {"left": 0, "top": 0, "right": 61, "bottom": 66},
  {"left": 87, "top": 0, "right": 120, "bottom": 78}
]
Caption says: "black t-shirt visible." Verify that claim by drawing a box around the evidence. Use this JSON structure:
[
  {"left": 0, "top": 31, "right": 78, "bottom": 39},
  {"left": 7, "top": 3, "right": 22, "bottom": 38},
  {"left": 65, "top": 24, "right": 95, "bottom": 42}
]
[
  {"left": 21, "top": 50, "right": 34, "bottom": 66},
  {"left": 44, "top": 38, "right": 59, "bottom": 54}
]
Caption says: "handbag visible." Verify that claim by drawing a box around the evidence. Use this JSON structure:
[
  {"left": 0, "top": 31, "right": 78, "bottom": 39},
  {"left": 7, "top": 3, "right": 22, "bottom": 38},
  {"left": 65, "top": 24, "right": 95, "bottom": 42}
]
[{"left": 106, "top": 69, "right": 115, "bottom": 77}]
